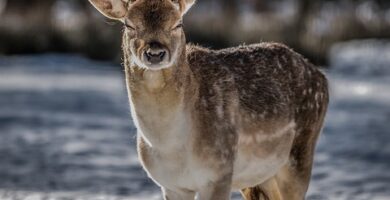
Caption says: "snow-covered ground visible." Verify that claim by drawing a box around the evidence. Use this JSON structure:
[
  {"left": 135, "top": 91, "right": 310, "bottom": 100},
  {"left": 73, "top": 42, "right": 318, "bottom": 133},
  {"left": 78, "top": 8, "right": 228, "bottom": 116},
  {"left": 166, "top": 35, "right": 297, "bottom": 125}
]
[{"left": 0, "top": 40, "right": 389, "bottom": 200}]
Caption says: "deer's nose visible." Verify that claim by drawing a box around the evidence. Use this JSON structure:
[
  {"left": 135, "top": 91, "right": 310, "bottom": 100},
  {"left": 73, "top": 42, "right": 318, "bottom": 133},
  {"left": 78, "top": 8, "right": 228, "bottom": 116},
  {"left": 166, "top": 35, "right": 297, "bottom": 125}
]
[{"left": 144, "top": 42, "right": 169, "bottom": 65}]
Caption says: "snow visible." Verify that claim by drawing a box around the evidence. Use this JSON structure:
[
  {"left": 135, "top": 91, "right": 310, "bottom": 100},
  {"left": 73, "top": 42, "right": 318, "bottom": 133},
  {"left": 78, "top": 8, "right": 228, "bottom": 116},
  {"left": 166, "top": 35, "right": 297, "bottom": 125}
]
[
  {"left": 329, "top": 40, "right": 390, "bottom": 77},
  {"left": 0, "top": 40, "right": 390, "bottom": 200}
]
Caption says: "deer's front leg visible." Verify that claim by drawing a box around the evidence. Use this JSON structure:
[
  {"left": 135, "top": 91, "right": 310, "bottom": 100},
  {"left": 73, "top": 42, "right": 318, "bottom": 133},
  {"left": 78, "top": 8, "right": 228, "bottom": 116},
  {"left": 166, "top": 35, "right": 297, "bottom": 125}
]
[
  {"left": 162, "top": 188, "right": 195, "bottom": 200},
  {"left": 193, "top": 107, "right": 237, "bottom": 200},
  {"left": 198, "top": 174, "right": 233, "bottom": 200}
]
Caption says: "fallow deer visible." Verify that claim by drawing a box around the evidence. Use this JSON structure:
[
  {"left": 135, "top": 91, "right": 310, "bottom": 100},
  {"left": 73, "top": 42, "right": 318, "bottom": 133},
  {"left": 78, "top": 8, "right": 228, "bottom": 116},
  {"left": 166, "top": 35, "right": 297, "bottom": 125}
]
[{"left": 89, "top": 0, "right": 329, "bottom": 199}]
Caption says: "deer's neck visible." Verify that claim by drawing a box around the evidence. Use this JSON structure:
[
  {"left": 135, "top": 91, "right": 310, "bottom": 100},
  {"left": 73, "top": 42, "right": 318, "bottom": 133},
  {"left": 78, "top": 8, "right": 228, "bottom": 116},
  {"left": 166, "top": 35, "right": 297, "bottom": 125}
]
[
  {"left": 124, "top": 52, "right": 195, "bottom": 149},
  {"left": 125, "top": 51, "right": 192, "bottom": 98}
]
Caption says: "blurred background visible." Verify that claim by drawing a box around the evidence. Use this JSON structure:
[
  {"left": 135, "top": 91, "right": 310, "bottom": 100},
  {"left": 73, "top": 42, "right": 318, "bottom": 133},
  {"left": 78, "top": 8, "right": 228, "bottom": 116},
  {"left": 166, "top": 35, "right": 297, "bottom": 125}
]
[
  {"left": 0, "top": 0, "right": 389, "bottom": 200},
  {"left": 2, "top": 0, "right": 390, "bottom": 64}
]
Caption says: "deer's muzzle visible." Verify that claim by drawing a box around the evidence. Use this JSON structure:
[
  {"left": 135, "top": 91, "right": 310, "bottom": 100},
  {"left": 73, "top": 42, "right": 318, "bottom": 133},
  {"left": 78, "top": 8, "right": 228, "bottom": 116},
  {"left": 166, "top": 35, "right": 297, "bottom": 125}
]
[{"left": 142, "top": 42, "right": 170, "bottom": 67}]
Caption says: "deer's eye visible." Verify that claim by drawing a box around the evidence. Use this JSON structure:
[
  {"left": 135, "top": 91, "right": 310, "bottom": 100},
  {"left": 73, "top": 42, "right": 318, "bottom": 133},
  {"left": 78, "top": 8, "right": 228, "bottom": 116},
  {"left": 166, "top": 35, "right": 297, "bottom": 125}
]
[
  {"left": 124, "top": 20, "right": 136, "bottom": 31},
  {"left": 172, "top": 23, "right": 183, "bottom": 30},
  {"left": 125, "top": 23, "right": 136, "bottom": 30}
]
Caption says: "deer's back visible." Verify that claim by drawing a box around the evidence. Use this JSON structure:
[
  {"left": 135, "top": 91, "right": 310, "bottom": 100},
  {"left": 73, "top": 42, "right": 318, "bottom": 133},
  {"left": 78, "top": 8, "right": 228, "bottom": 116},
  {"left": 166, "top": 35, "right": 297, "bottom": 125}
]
[{"left": 187, "top": 42, "right": 328, "bottom": 125}]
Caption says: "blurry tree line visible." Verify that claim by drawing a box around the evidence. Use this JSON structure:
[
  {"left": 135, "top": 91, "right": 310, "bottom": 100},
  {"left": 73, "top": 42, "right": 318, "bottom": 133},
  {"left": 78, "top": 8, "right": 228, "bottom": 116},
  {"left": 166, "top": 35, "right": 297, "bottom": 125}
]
[{"left": 0, "top": 0, "right": 390, "bottom": 64}]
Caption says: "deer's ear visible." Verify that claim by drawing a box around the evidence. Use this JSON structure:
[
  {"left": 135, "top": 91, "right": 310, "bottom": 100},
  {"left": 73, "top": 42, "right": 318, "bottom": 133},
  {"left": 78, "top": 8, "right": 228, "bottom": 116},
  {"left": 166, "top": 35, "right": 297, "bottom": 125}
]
[
  {"left": 89, "top": 0, "right": 127, "bottom": 20},
  {"left": 177, "top": 0, "right": 195, "bottom": 16}
]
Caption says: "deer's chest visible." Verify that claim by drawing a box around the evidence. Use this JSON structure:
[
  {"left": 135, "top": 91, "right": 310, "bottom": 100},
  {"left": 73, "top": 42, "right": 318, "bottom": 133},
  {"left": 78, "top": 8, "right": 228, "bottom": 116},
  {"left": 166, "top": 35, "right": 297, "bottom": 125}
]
[
  {"left": 133, "top": 102, "right": 212, "bottom": 190},
  {"left": 138, "top": 140, "right": 217, "bottom": 192},
  {"left": 136, "top": 113, "right": 217, "bottom": 191}
]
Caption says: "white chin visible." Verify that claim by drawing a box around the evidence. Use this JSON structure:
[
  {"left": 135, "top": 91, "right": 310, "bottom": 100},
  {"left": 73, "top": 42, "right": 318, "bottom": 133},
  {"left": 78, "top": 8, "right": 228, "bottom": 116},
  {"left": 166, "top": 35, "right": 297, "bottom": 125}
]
[{"left": 146, "top": 65, "right": 172, "bottom": 70}]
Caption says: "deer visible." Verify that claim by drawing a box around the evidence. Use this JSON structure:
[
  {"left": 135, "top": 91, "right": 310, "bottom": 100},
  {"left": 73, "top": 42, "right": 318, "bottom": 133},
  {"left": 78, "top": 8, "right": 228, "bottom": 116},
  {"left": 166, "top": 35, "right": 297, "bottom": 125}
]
[{"left": 89, "top": 0, "right": 329, "bottom": 199}]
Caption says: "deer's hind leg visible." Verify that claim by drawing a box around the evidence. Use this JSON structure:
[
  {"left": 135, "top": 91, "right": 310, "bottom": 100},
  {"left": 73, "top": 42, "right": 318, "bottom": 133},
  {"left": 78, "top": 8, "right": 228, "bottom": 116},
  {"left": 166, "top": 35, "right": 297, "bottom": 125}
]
[
  {"left": 274, "top": 126, "right": 324, "bottom": 200},
  {"left": 241, "top": 177, "right": 283, "bottom": 200}
]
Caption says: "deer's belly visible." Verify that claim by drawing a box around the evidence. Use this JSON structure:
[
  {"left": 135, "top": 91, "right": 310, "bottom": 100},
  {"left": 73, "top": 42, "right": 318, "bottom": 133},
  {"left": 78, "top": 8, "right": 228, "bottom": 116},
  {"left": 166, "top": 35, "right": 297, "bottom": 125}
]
[
  {"left": 231, "top": 124, "right": 296, "bottom": 190},
  {"left": 231, "top": 151, "right": 289, "bottom": 190}
]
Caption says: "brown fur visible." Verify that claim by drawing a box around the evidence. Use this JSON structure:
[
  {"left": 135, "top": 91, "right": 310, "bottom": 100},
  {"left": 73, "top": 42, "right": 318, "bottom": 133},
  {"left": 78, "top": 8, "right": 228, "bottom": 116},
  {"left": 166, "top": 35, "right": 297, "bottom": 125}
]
[{"left": 89, "top": 0, "right": 329, "bottom": 199}]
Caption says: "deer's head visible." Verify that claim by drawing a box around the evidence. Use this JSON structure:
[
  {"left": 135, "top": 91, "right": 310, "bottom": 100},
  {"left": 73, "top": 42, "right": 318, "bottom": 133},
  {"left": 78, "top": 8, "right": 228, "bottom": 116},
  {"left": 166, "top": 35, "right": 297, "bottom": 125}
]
[{"left": 89, "top": 0, "right": 195, "bottom": 70}]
